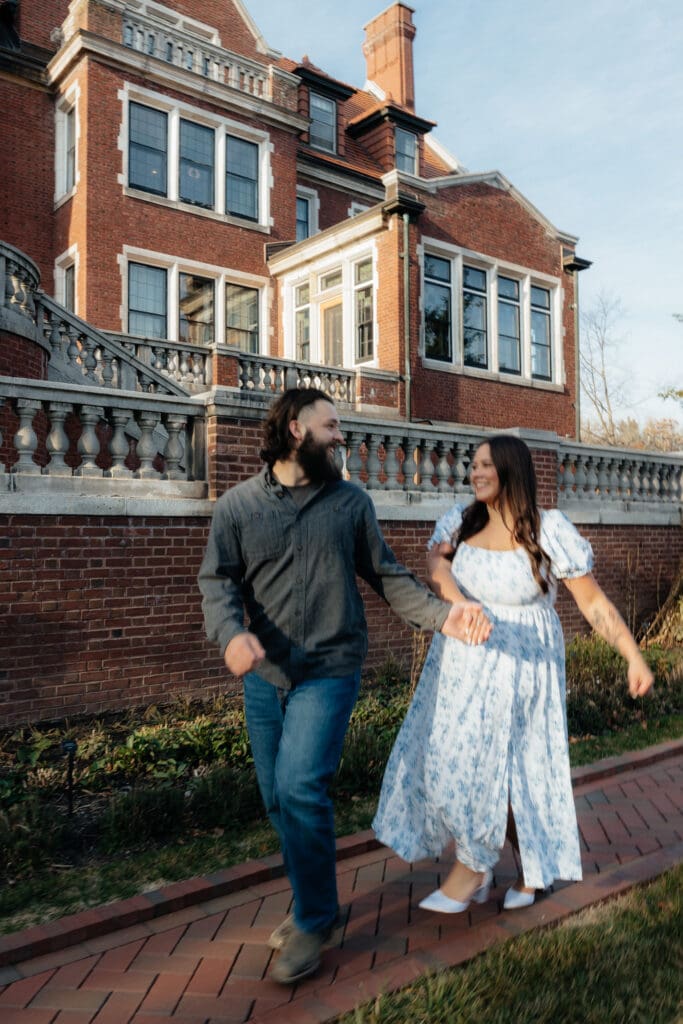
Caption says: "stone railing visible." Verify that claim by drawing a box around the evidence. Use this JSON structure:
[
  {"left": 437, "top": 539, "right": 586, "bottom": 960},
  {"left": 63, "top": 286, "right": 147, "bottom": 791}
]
[
  {"left": 105, "top": 332, "right": 212, "bottom": 393},
  {"left": 0, "top": 378, "right": 206, "bottom": 490},
  {"left": 34, "top": 295, "right": 189, "bottom": 396},
  {"left": 235, "top": 352, "right": 357, "bottom": 406},
  {"left": 558, "top": 441, "right": 683, "bottom": 506},
  {"left": 0, "top": 241, "right": 41, "bottom": 342},
  {"left": 122, "top": 12, "right": 271, "bottom": 98}
]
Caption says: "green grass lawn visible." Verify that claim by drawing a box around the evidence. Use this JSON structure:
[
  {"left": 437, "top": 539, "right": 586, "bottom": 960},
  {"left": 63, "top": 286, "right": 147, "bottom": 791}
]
[{"left": 336, "top": 865, "right": 682, "bottom": 1024}]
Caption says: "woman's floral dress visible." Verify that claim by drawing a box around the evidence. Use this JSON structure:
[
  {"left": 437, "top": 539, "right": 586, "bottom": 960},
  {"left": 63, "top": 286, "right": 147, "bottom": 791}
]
[{"left": 372, "top": 506, "right": 594, "bottom": 889}]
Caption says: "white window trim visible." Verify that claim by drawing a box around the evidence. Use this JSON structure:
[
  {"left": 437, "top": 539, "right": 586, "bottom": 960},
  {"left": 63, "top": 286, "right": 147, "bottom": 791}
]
[
  {"left": 54, "top": 244, "right": 79, "bottom": 314},
  {"left": 309, "top": 91, "right": 337, "bottom": 154},
  {"left": 55, "top": 83, "right": 80, "bottom": 206},
  {"left": 117, "top": 82, "right": 272, "bottom": 231},
  {"left": 281, "top": 242, "right": 378, "bottom": 369},
  {"left": 296, "top": 184, "right": 319, "bottom": 239},
  {"left": 419, "top": 238, "right": 564, "bottom": 388},
  {"left": 118, "top": 245, "right": 269, "bottom": 351}
]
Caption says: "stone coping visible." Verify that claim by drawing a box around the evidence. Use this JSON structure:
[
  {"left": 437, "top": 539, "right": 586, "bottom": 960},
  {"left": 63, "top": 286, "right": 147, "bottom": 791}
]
[{"left": 0, "top": 737, "right": 680, "bottom": 970}]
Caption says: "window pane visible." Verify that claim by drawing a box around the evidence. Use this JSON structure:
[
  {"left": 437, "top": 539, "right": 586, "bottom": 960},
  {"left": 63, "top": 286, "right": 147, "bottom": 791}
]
[
  {"left": 323, "top": 302, "right": 343, "bottom": 366},
  {"left": 320, "top": 268, "right": 342, "bottom": 290},
  {"left": 129, "top": 263, "right": 167, "bottom": 338},
  {"left": 179, "top": 273, "right": 214, "bottom": 345},
  {"left": 63, "top": 264, "right": 75, "bottom": 313},
  {"left": 129, "top": 102, "right": 167, "bottom": 195},
  {"left": 179, "top": 120, "right": 214, "bottom": 208},
  {"left": 65, "top": 108, "right": 76, "bottom": 192},
  {"left": 355, "top": 259, "right": 372, "bottom": 285},
  {"left": 424, "top": 255, "right": 450, "bottom": 283},
  {"left": 531, "top": 309, "right": 551, "bottom": 379},
  {"left": 498, "top": 275, "right": 519, "bottom": 300},
  {"left": 226, "top": 136, "right": 258, "bottom": 220},
  {"left": 226, "top": 284, "right": 259, "bottom": 352},
  {"left": 296, "top": 196, "right": 310, "bottom": 241},
  {"left": 531, "top": 285, "right": 550, "bottom": 309},
  {"left": 463, "top": 265, "right": 486, "bottom": 292},
  {"left": 396, "top": 127, "right": 417, "bottom": 173},
  {"left": 464, "top": 327, "right": 487, "bottom": 367},
  {"left": 295, "top": 283, "right": 310, "bottom": 306},
  {"left": 424, "top": 280, "right": 451, "bottom": 361},
  {"left": 498, "top": 301, "right": 520, "bottom": 374},
  {"left": 296, "top": 307, "right": 310, "bottom": 361},
  {"left": 355, "top": 284, "right": 373, "bottom": 362},
  {"left": 310, "top": 92, "right": 336, "bottom": 152}
]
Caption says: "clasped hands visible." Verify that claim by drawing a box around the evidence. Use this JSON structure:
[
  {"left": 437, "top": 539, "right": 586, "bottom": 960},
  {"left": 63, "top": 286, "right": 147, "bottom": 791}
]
[{"left": 441, "top": 601, "right": 492, "bottom": 645}]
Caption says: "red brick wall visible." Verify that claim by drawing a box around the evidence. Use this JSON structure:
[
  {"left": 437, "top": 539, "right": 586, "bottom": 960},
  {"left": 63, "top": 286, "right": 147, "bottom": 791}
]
[
  {"left": 0, "top": 331, "right": 48, "bottom": 378},
  {"left": 2, "top": 508, "right": 679, "bottom": 729},
  {"left": 16, "top": 0, "right": 67, "bottom": 51}
]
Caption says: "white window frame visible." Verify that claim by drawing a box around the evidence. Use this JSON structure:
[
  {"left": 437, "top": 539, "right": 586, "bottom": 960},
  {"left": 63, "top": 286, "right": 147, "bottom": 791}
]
[
  {"left": 55, "top": 84, "right": 80, "bottom": 205},
  {"left": 348, "top": 201, "right": 371, "bottom": 218},
  {"left": 118, "top": 83, "right": 272, "bottom": 231},
  {"left": 420, "top": 239, "right": 563, "bottom": 387},
  {"left": 54, "top": 245, "right": 79, "bottom": 314},
  {"left": 282, "top": 244, "right": 377, "bottom": 369},
  {"left": 118, "top": 246, "right": 269, "bottom": 351},
  {"left": 395, "top": 127, "right": 418, "bottom": 174},
  {"left": 309, "top": 91, "right": 337, "bottom": 153}
]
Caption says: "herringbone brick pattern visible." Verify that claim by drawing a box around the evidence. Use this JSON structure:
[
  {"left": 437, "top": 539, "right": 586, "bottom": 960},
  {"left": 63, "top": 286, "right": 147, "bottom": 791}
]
[{"left": 0, "top": 747, "right": 680, "bottom": 1024}]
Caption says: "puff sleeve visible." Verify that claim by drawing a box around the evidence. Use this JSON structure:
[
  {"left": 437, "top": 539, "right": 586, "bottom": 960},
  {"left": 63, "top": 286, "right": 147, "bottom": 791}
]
[
  {"left": 428, "top": 503, "right": 465, "bottom": 550},
  {"left": 540, "top": 509, "right": 594, "bottom": 580}
]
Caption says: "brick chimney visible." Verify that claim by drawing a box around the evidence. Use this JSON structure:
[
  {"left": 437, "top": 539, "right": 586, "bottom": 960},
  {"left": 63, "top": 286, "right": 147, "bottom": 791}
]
[{"left": 363, "top": 3, "right": 416, "bottom": 111}]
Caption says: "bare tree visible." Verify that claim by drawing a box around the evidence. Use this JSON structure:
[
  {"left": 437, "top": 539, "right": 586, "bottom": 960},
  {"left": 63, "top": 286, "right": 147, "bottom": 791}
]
[{"left": 579, "top": 292, "right": 630, "bottom": 445}]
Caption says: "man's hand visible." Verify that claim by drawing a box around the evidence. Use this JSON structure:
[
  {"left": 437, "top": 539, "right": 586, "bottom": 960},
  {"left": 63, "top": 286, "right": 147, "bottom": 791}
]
[
  {"left": 441, "top": 601, "right": 492, "bottom": 645},
  {"left": 224, "top": 632, "right": 265, "bottom": 676}
]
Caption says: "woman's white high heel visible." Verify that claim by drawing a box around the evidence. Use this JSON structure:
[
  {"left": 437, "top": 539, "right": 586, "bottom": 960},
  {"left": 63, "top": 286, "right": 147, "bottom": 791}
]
[
  {"left": 418, "top": 869, "right": 493, "bottom": 914},
  {"left": 503, "top": 885, "right": 536, "bottom": 910}
]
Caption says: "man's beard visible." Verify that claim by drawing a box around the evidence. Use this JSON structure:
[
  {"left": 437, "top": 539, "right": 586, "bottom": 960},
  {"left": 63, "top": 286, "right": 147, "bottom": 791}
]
[{"left": 296, "top": 432, "right": 342, "bottom": 483}]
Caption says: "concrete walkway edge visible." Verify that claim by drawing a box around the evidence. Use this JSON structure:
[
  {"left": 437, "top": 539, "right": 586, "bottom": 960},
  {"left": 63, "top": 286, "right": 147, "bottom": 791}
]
[{"left": 1, "top": 737, "right": 681, "bottom": 970}]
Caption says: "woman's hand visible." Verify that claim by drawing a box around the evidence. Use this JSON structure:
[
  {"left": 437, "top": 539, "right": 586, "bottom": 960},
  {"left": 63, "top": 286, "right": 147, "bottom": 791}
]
[
  {"left": 627, "top": 653, "right": 655, "bottom": 698},
  {"left": 442, "top": 602, "right": 492, "bottom": 645}
]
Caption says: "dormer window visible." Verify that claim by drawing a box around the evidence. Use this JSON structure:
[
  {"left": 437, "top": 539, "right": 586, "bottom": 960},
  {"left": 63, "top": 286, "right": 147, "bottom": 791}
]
[
  {"left": 395, "top": 127, "right": 417, "bottom": 174},
  {"left": 309, "top": 92, "right": 336, "bottom": 153}
]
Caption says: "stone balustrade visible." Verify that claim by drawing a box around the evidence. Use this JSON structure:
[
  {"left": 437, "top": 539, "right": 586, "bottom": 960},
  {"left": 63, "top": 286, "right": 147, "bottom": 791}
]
[
  {"left": 0, "top": 241, "right": 41, "bottom": 342},
  {"left": 34, "top": 295, "right": 188, "bottom": 397},
  {"left": 105, "top": 332, "right": 212, "bottom": 393},
  {"left": 0, "top": 378, "right": 205, "bottom": 490},
  {"left": 235, "top": 352, "right": 357, "bottom": 406},
  {"left": 558, "top": 442, "right": 683, "bottom": 506},
  {"left": 122, "top": 12, "right": 271, "bottom": 98}
]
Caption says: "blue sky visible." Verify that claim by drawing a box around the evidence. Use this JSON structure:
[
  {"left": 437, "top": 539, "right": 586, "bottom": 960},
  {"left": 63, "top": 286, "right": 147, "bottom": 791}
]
[{"left": 246, "top": 0, "right": 683, "bottom": 425}]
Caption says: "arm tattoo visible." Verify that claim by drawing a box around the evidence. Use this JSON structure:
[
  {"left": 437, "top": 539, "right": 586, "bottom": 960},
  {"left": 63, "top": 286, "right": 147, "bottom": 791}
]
[{"left": 588, "top": 604, "right": 623, "bottom": 647}]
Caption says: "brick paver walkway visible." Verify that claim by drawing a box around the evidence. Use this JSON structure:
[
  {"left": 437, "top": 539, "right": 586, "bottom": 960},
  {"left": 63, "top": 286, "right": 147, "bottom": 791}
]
[{"left": 0, "top": 741, "right": 681, "bottom": 1024}]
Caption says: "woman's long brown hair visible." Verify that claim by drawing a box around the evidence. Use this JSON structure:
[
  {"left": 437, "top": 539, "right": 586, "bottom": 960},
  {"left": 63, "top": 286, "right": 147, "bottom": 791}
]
[{"left": 455, "top": 435, "right": 553, "bottom": 593}]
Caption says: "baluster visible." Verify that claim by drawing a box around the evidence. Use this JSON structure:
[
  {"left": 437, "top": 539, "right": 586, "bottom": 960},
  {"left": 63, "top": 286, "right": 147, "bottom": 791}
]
[
  {"left": 139, "top": 372, "right": 154, "bottom": 393},
  {"left": 383, "top": 435, "right": 402, "bottom": 491},
  {"left": 631, "top": 459, "right": 643, "bottom": 501},
  {"left": 606, "top": 457, "right": 620, "bottom": 499},
  {"left": 81, "top": 333, "right": 98, "bottom": 381},
  {"left": 452, "top": 441, "right": 469, "bottom": 496},
  {"left": 5, "top": 260, "right": 15, "bottom": 308},
  {"left": 595, "top": 456, "right": 608, "bottom": 500},
  {"left": 619, "top": 459, "right": 632, "bottom": 500},
  {"left": 671, "top": 465, "right": 682, "bottom": 504},
  {"left": 179, "top": 349, "right": 190, "bottom": 381},
  {"left": 345, "top": 431, "right": 364, "bottom": 486},
  {"left": 166, "top": 349, "right": 179, "bottom": 380},
  {"left": 46, "top": 402, "right": 73, "bottom": 475},
  {"left": 108, "top": 408, "right": 133, "bottom": 477},
  {"left": 136, "top": 410, "right": 162, "bottom": 478},
  {"left": 192, "top": 353, "right": 204, "bottom": 390},
  {"left": 65, "top": 322, "right": 81, "bottom": 373},
  {"left": 13, "top": 398, "right": 42, "bottom": 475},
  {"left": 435, "top": 440, "right": 452, "bottom": 493},
  {"left": 365, "top": 433, "right": 382, "bottom": 490},
  {"left": 658, "top": 464, "right": 670, "bottom": 504},
  {"left": 48, "top": 309, "right": 64, "bottom": 360},
  {"left": 163, "top": 415, "right": 187, "bottom": 480},
  {"left": 584, "top": 456, "right": 598, "bottom": 500},
  {"left": 153, "top": 346, "right": 167, "bottom": 374},
  {"left": 101, "top": 350, "right": 114, "bottom": 388},
  {"left": 649, "top": 463, "right": 661, "bottom": 504},
  {"left": 419, "top": 440, "right": 436, "bottom": 492},
  {"left": 573, "top": 454, "right": 588, "bottom": 500},
  {"left": 75, "top": 404, "right": 104, "bottom": 476}
]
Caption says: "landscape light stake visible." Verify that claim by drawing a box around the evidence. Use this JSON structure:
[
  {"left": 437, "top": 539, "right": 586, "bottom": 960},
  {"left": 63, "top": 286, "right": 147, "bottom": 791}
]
[{"left": 62, "top": 739, "right": 77, "bottom": 817}]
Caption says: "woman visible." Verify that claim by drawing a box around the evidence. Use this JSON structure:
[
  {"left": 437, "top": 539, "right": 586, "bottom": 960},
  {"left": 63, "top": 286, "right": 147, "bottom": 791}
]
[{"left": 372, "top": 435, "right": 653, "bottom": 912}]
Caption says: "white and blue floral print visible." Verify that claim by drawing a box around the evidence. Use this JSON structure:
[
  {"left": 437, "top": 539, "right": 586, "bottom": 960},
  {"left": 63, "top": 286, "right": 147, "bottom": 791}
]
[{"left": 372, "top": 506, "right": 594, "bottom": 890}]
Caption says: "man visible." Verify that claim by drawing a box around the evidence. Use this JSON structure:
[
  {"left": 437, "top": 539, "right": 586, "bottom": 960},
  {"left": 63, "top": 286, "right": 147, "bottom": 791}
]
[{"left": 198, "top": 388, "right": 490, "bottom": 984}]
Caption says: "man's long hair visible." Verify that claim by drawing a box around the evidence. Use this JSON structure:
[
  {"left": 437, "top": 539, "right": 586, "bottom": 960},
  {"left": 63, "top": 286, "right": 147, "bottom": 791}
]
[
  {"left": 456, "top": 434, "right": 553, "bottom": 593},
  {"left": 260, "top": 388, "right": 331, "bottom": 468}
]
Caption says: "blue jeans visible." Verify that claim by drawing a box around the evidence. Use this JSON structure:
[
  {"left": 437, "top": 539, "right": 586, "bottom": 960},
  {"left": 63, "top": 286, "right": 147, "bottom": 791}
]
[{"left": 243, "top": 670, "right": 361, "bottom": 935}]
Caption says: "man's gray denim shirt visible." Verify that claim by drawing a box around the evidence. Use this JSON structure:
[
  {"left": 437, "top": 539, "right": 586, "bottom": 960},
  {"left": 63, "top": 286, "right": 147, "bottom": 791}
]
[{"left": 198, "top": 467, "right": 450, "bottom": 689}]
